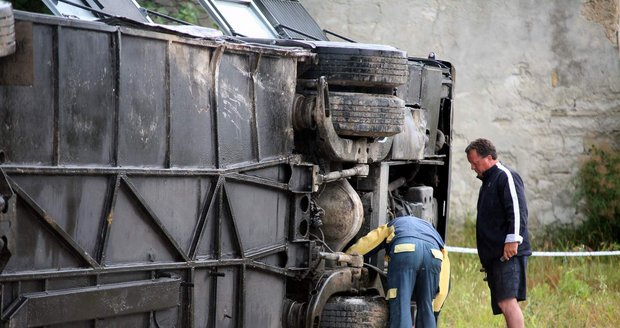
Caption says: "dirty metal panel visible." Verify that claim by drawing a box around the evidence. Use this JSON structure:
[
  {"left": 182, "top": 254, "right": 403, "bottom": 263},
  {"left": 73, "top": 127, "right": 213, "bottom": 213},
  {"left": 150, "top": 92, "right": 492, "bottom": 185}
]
[
  {"left": 193, "top": 268, "right": 215, "bottom": 327},
  {"left": 9, "top": 278, "right": 180, "bottom": 326},
  {"left": 224, "top": 180, "right": 288, "bottom": 252},
  {"left": 396, "top": 61, "right": 423, "bottom": 106},
  {"left": 118, "top": 35, "right": 168, "bottom": 167},
  {"left": 97, "top": 271, "right": 151, "bottom": 285},
  {"left": 128, "top": 177, "right": 212, "bottom": 254},
  {"left": 214, "top": 267, "right": 239, "bottom": 328},
  {"left": 216, "top": 52, "right": 256, "bottom": 168},
  {"left": 288, "top": 163, "right": 315, "bottom": 193},
  {"left": 420, "top": 66, "right": 443, "bottom": 156},
  {"left": 242, "top": 165, "right": 291, "bottom": 183},
  {"left": 255, "top": 55, "right": 296, "bottom": 161},
  {"left": 244, "top": 270, "right": 286, "bottom": 327},
  {"left": 10, "top": 175, "right": 108, "bottom": 263},
  {"left": 0, "top": 12, "right": 302, "bottom": 327},
  {"left": 0, "top": 21, "right": 34, "bottom": 86},
  {"left": 169, "top": 43, "right": 217, "bottom": 168},
  {"left": 45, "top": 275, "right": 92, "bottom": 291},
  {"left": 0, "top": 174, "right": 15, "bottom": 273},
  {"left": 2, "top": 280, "right": 44, "bottom": 304},
  {"left": 253, "top": 252, "right": 288, "bottom": 268},
  {"left": 285, "top": 241, "right": 310, "bottom": 269},
  {"left": 58, "top": 28, "right": 115, "bottom": 165},
  {"left": 103, "top": 178, "right": 178, "bottom": 265},
  {"left": 3, "top": 190, "right": 83, "bottom": 272},
  {"left": 91, "top": 313, "right": 150, "bottom": 327},
  {"left": 0, "top": 23, "right": 54, "bottom": 165}
]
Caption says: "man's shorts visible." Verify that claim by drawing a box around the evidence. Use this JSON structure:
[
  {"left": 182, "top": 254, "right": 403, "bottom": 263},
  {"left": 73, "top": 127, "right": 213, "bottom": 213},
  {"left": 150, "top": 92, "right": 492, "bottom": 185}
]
[{"left": 485, "top": 256, "right": 527, "bottom": 315}]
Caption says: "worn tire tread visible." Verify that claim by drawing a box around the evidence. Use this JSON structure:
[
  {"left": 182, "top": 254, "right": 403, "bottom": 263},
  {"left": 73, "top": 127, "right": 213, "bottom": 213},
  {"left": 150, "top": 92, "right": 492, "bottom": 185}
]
[
  {"left": 319, "top": 296, "right": 388, "bottom": 328},
  {"left": 328, "top": 92, "right": 405, "bottom": 137},
  {"left": 303, "top": 51, "right": 408, "bottom": 87}
]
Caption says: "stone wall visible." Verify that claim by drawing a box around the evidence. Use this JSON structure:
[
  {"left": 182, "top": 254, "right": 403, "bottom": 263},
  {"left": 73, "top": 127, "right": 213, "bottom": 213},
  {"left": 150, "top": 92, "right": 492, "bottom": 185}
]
[{"left": 301, "top": 0, "right": 620, "bottom": 227}]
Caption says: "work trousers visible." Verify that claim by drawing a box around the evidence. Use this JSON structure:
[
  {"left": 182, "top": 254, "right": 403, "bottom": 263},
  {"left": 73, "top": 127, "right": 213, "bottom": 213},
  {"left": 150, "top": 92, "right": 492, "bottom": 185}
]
[{"left": 387, "top": 237, "right": 442, "bottom": 328}]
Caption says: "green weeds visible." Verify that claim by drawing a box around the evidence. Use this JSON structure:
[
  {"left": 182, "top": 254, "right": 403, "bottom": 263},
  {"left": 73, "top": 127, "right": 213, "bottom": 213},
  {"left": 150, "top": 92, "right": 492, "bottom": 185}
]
[
  {"left": 138, "top": 0, "right": 201, "bottom": 25},
  {"left": 574, "top": 144, "right": 620, "bottom": 248}
]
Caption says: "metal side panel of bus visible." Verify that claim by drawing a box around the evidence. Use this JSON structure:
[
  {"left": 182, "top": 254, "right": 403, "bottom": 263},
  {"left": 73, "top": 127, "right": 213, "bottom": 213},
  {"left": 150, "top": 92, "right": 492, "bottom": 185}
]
[{"left": 0, "top": 11, "right": 314, "bottom": 328}]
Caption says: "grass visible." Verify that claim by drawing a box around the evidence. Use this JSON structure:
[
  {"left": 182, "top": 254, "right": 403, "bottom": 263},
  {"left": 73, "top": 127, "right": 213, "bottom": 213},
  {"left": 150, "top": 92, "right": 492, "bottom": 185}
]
[{"left": 441, "top": 218, "right": 620, "bottom": 328}]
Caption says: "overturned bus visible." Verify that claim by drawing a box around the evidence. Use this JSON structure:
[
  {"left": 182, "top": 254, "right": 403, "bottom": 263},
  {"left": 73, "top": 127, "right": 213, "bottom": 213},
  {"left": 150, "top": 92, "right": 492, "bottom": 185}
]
[{"left": 0, "top": 1, "right": 454, "bottom": 327}]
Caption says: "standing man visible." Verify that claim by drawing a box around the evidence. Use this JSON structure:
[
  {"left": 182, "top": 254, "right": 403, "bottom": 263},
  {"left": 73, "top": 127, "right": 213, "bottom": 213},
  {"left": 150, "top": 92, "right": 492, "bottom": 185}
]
[
  {"left": 465, "top": 138, "right": 531, "bottom": 328},
  {"left": 345, "top": 215, "right": 450, "bottom": 328}
]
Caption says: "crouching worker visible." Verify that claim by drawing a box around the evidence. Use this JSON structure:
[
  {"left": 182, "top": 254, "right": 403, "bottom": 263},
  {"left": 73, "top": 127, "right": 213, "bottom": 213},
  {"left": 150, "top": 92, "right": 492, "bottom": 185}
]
[{"left": 345, "top": 215, "right": 450, "bottom": 328}]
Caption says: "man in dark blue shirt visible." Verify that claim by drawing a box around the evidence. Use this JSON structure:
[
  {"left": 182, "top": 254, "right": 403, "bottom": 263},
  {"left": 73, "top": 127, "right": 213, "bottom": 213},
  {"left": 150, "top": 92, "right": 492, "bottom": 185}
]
[{"left": 465, "top": 138, "right": 531, "bottom": 328}]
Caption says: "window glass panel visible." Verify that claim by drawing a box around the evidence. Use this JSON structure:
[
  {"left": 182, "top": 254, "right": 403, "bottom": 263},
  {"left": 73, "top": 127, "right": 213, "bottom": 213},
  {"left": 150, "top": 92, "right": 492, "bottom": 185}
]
[{"left": 212, "top": 0, "right": 276, "bottom": 38}]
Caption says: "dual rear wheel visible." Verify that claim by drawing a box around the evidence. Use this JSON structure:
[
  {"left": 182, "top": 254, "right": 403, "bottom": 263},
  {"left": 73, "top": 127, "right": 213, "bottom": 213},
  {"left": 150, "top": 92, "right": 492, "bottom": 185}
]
[
  {"left": 319, "top": 295, "right": 389, "bottom": 328},
  {"left": 302, "top": 43, "right": 410, "bottom": 139}
]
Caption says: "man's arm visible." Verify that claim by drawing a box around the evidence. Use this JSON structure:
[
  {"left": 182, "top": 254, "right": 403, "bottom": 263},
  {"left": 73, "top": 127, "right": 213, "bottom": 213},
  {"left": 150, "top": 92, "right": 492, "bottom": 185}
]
[
  {"left": 345, "top": 224, "right": 392, "bottom": 256},
  {"left": 497, "top": 164, "right": 525, "bottom": 245}
]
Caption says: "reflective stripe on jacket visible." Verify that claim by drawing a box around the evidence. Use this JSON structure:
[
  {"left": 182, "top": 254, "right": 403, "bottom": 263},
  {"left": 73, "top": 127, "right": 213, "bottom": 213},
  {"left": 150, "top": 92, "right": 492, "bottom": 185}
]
[{"left": 345, "top": 216, "right": 450, "bottom": 312}]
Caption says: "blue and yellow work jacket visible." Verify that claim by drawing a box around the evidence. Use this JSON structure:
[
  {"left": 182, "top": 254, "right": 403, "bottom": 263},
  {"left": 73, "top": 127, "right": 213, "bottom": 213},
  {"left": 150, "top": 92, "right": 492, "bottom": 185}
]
[{"left": 345, "top": 216, "right": 451, "bottom": 313}]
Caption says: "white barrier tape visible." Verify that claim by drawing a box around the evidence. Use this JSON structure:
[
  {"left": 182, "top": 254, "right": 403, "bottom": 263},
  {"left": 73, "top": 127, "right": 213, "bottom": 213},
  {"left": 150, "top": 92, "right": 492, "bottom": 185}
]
[
  {"left": 445, "top": 246, "right": 478, "bottom": 254},
  {"left": 445, "top": 246, "right": 620, "bottom": 257}
]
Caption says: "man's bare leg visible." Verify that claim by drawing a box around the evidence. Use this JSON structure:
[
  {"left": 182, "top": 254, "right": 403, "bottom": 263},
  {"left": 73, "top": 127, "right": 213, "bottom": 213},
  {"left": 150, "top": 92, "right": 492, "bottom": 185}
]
[{"left": 498, "top": 298, "right": 524, "bottom": 328}]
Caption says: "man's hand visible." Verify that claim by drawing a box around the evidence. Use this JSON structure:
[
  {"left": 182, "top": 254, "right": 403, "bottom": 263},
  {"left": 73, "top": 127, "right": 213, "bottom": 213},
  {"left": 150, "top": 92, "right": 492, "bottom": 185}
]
[{"left": 502, "top": 242, "right": 519, "bottom": 261}]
